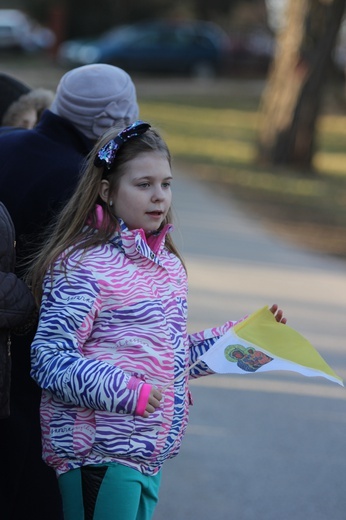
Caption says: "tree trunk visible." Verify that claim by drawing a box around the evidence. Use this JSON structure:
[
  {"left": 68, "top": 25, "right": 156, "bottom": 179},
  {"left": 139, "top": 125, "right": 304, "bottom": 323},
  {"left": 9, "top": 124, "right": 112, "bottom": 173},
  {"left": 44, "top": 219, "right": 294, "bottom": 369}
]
[{"left": 257, "top": 0, "right": 346, "bottom": 171}]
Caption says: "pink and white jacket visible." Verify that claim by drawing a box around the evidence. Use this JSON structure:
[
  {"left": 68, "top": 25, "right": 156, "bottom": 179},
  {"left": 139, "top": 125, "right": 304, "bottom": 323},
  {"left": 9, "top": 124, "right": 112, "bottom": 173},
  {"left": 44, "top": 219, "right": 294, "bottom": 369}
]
[{"left": 31, "top": 218, "right": 238, "bottom": 476}]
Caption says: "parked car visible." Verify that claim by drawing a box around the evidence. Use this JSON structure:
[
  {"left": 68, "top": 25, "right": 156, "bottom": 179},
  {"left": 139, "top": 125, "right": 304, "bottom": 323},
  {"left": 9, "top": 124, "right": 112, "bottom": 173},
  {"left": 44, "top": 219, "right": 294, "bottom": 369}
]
[
  {"left": 58, "top": 20, "right": 233, "bottom": 77},
  {"left": 227, "top": 27, "right": 275, "bottom": 73},
  {"left": 0, "top": 9, "right": 55, "bottom": 52}
]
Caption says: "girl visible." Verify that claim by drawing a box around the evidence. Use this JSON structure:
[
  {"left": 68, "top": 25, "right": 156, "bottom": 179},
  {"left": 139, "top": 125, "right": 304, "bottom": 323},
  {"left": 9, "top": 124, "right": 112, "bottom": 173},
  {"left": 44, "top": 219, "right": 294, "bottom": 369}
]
[{"left": 29, "top": 120, "right": 286, "bottom": 520}]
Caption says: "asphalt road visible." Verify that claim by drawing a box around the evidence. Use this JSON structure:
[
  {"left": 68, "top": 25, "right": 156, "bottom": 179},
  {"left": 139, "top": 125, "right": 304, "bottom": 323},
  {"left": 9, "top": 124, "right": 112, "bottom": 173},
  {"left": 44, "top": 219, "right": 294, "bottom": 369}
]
[{"left": 153, "top": 169, "right": 346, "bottom": 520}]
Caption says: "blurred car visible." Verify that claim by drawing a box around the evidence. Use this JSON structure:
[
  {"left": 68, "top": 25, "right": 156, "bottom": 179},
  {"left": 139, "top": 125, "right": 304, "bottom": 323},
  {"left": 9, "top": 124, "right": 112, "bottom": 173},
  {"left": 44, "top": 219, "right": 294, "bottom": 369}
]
[
  {"left": 58, "top": 20, "right": 232, "bottom": 77},
  {"left": 227, "top": 27, "right": 276, "bottom": 73},
  {"left": 0, "top": 9, "right": 55, "bottom": 52}
]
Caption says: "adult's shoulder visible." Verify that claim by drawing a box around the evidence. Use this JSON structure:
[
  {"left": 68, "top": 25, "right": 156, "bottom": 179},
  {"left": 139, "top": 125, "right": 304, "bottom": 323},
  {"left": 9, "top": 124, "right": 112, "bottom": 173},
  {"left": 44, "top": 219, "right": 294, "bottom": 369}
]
[
  {"left": 0, "top": 126, "right": 26, "bottom": 137},
  {"left": 0, "top": 110, "right": 92, "bottom": 156},
  {"left": 0, "top": 126, "right": 32, "bottom": 146},
  {"left": 35, "top": 110, "right": 93, "bottom": 154},
  {"left": 0, "top": 121, "right": 44, "bottom": 162},
  {"left": 0, "top": 202, "right": 14, "bottom": 264},
  {"left": 0, "top": 201, "right": 12, "bottom": 223},
  {"left": 0, "top": 110, "right": 92, "bottom": 187}
]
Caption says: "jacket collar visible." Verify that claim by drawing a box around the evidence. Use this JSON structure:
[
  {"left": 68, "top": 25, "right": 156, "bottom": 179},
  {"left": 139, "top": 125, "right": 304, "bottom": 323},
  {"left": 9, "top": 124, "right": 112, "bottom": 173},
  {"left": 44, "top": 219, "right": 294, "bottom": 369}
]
[
  {"left": 91, "top": 205, "right": 172, "bottom": 264},
  {"left": 111, "top": 219, "right": 172, "bottom": 265}
]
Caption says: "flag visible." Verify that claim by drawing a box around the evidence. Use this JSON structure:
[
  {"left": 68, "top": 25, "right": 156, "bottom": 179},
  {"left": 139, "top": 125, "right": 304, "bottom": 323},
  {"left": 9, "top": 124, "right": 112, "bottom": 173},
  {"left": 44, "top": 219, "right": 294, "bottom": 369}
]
[{"left": 199, "top": 306, "right": 343, "bottom": 386}]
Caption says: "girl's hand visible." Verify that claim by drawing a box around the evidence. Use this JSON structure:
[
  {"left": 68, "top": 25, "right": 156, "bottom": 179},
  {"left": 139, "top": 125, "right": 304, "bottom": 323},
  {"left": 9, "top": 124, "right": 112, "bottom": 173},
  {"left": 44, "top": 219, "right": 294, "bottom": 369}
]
[
  {"left": 143, "top": 387, "right": 162, "bottom": 418},
  {"left": 270, "top": 304, "right": 287, "bottom": 324}
]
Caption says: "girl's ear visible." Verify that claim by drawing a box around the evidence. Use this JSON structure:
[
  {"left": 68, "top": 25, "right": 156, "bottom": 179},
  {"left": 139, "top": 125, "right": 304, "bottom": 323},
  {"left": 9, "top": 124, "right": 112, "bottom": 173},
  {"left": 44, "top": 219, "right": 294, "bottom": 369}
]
[{"left": 99, "top": 179, "right": 110, "bottom": 203}]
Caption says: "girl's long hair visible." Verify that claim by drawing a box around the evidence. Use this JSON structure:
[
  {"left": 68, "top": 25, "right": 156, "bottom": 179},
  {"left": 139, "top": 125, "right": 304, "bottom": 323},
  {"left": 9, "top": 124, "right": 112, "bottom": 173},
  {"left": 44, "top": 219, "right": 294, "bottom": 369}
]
[{"left": 28, "top": 125, "right": 185, "bottom": 305}]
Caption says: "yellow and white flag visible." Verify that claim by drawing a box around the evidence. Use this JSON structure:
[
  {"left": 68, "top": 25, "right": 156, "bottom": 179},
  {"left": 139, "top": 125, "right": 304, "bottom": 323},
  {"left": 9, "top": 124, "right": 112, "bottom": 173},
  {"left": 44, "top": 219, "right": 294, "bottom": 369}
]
[{"left": 199, "top": 306, "right": 343, "bottom": 386}]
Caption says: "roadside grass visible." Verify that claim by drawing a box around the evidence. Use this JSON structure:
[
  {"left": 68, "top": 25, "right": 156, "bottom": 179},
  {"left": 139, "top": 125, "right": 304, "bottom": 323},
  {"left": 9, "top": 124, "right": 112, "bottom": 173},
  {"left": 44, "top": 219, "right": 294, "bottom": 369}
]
[{"left": 139, "top": 88, "right": 346, "bottom": 258}]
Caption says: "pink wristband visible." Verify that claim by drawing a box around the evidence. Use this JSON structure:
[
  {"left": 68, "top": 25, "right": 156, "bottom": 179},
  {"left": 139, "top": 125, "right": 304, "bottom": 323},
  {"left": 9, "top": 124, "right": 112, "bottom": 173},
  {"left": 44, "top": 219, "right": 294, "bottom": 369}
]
[{"left": 135, "top": 383, "right": 152, "bottom": 416}]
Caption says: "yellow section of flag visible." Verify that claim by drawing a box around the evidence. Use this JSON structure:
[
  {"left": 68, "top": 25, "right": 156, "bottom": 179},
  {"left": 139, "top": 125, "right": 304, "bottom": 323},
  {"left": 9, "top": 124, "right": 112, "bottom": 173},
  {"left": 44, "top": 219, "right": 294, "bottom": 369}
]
[{"left": 199, "top": 306, "right": 343, "bottom": 386}]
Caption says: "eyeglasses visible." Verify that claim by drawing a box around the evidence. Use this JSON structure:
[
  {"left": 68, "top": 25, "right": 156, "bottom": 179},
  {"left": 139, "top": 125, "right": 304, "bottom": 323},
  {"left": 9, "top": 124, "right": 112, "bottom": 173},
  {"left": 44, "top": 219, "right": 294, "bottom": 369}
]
[{"left": 94, "top": 120, "right": 151, "bottom": 170}]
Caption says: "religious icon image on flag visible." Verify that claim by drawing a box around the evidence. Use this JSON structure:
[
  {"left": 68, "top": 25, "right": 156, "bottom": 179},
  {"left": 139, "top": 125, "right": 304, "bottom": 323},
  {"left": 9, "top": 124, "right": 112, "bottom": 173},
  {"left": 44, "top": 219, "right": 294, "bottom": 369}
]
[
  {"left": 223, "top": 344, "right": 273, "bottom": 372},
  {"left": 199, "top": 306, "right": 344, "bottom": 386}
]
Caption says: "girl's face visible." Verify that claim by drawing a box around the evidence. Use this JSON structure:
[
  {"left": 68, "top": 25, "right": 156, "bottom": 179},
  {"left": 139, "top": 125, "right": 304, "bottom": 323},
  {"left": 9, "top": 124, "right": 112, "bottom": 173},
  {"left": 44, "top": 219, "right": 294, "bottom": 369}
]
[{"left": 100, "top": 151, "right": 172, "bottom": 234}]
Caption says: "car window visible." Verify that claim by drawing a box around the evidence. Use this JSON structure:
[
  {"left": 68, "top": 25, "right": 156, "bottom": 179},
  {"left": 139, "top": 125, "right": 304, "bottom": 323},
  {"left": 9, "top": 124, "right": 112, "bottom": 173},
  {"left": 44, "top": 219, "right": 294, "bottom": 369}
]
[
  {"left": 100, "top": 25, "right": 139, "bottom": 45},
  {"left": 192, "top": 35, "right": 215, "bottom": 49},
  {"left": 128, "top": 28, "right": 185, "bottom": 47}
]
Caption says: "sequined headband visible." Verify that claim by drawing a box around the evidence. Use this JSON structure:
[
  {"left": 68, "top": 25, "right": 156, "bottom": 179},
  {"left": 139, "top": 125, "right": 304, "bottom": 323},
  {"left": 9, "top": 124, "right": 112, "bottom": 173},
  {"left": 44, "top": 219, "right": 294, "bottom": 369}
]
[{"left": 94, "top": 120, "right": 151, "bottom": 170}]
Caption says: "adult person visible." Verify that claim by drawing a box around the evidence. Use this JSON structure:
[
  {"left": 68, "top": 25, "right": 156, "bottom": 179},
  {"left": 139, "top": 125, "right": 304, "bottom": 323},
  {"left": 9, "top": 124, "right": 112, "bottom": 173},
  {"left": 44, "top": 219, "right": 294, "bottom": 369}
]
[
  {"left": 0, "top": 72, "right": 54, "bottom": 130},
  {"left": 0, "top": 202, "right": 35, "bottom": 420},
  {"left": 0, "top": 63, "right": 139, "bottom": 520}
]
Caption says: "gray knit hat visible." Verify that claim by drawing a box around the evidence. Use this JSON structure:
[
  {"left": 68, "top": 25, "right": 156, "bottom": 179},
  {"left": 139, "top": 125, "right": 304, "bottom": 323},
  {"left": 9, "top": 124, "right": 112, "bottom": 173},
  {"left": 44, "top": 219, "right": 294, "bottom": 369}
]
[{"left": 50, "top": 63, "right": 139, "bottom": 140}]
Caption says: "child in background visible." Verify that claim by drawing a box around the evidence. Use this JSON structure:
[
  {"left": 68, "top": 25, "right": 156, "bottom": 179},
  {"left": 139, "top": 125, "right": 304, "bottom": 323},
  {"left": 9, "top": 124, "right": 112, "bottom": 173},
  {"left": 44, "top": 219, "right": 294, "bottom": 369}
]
[
  {"left": 0, "top": 72, "right": 54, "bottom": 130},
  {"left": 29, "top": 120, "right": 286, "bottom": 520}
]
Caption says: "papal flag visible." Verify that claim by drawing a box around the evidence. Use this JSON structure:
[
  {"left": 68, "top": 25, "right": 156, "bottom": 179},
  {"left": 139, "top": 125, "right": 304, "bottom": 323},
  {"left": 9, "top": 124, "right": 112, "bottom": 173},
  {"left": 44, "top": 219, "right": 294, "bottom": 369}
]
[{"left": 199, "top": 305, "right": 343, "bottom": 386}]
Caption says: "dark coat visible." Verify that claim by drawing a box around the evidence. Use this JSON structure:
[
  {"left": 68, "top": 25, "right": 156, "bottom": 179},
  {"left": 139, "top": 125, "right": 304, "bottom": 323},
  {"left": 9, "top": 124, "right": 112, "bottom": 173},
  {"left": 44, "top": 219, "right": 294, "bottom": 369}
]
[
  {"left": 0, "top": 202, "right": 35, "bottom": 418},
  {"left": 0, "top": 109, "right": 93, "bottom": 403},
  {"left": 0, "top": 110, "right": 92, "bottom": 519},
  {"left": 0, "top": 109, "right": 93, "bottom": 273}
]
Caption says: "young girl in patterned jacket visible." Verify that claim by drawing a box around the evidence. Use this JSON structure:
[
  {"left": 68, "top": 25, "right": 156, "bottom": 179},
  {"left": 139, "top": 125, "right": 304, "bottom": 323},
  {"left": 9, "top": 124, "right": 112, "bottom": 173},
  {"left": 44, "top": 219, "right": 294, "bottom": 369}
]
[{"left": 29, "top": 121, "right": 286, "bottom": 520}]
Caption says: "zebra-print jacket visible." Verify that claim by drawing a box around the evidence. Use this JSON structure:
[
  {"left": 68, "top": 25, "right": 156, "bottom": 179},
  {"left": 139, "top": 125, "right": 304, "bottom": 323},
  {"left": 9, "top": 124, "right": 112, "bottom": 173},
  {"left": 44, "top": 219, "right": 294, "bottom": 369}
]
[{"left": 31, "top": 218, "right": 237, "bottom": 476}]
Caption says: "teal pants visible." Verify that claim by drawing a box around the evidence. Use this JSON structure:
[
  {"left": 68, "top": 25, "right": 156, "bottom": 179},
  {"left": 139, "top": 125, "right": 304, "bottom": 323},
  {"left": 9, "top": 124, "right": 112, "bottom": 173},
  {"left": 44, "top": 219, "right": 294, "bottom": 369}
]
[{"left": 58, "top": 463, "right": 162, "bottom": 520}]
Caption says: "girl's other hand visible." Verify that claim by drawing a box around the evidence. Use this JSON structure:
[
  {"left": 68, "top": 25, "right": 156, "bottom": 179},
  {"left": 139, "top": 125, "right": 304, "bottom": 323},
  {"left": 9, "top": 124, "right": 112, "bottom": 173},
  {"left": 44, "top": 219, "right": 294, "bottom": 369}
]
[
  {"left": 143, "top": 387, "right": 162, "bottom": 418},
  {"left": 270, "top": 304, "right": 287, "bottom": 324}
]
